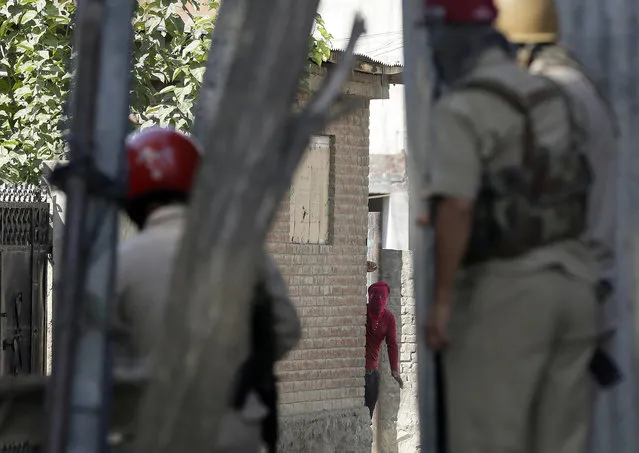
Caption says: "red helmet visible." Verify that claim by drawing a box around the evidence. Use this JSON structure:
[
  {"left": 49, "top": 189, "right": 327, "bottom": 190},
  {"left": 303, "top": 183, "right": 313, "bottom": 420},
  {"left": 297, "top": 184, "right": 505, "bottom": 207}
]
[
  {"left": 424, "top": 0, "right": 498, "bottom": 23},
  {"left": 125, "top": 127, "right": 201, "bottom": 201}
]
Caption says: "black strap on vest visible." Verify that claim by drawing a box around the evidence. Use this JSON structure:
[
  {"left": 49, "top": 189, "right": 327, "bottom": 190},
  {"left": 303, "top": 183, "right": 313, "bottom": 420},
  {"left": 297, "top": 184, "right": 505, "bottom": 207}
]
[{"left": 232, "top": 281, "right": 278, "bottom": 452}]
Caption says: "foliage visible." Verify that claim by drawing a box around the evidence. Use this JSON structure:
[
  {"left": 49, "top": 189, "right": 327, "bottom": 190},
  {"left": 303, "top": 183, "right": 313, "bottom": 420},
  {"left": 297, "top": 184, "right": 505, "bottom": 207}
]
[
  {"left": 129, "top": 0, "right": 217, "bottom": 131},
  {"left": 0, "top": 0, "right": 74, "bottom": 184},
  {"left": 0, "top": 0, "right": 333, "bottom": 184},
  {"left": 309, "top": 13, "right": 332, "bottom": 67},
  {"left": 303, "top": 13, "right": 333, "bottom": 93}
]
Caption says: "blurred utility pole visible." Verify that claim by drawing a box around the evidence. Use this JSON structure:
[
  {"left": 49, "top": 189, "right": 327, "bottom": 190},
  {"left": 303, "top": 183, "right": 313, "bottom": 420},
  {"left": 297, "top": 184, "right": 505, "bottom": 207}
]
[
  {"left": 401, "top": 0, "right": 439, "bottom": 452},
  {"left": 45, "top": 0, "right": 135, "bottom": 452}
]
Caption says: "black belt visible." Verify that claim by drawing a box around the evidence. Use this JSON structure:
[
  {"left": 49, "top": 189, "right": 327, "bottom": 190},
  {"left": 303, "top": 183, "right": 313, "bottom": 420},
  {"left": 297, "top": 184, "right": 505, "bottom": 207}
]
[{"left": 590, "top": 278, "right": 622, "bottom": 388}]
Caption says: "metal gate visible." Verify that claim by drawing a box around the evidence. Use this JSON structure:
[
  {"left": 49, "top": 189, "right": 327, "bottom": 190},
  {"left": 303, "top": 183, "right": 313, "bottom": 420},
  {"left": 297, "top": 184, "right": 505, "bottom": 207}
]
[{"left": 0, "top": 185, "right": 50, "bottom": 376}]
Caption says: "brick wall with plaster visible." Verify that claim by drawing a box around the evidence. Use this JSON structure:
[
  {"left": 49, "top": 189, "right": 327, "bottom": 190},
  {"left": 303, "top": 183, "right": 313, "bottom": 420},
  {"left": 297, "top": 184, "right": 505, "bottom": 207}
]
[{"left": 269, "top": 96, "right": 373, "bottom": 452}]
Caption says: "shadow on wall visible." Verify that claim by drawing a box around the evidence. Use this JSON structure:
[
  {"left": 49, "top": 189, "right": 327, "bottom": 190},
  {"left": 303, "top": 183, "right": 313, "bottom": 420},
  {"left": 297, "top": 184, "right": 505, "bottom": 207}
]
[{"left": 375, "top": 250, "right": 418, "bottom": 453}]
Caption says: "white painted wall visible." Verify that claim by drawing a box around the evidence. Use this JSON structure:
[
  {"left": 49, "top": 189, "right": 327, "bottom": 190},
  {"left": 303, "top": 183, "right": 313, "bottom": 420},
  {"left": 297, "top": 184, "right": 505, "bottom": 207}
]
[
  {"left": 382, "top": 192, "right": 410, "bottom": 250},
  {"left": 370, "top": 85, "right": 406, "bottom": 156},
  {"left": 319, "top": 0, "right": 409, "bottom": 252},
  {"left": 318, "top": 0, "right": 407, "bottom": 157}
]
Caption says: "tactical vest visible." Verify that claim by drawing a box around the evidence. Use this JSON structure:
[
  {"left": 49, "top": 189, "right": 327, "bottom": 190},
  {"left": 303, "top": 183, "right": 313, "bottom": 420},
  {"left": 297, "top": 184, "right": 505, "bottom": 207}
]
[{"left": 454, "top": 72, "right": 593, "bottom": 265}]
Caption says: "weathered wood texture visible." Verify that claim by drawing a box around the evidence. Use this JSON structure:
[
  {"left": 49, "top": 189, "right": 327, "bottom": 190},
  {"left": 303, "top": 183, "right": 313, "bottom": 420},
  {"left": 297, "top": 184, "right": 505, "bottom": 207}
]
[
  {"left": 555, "top": 2, "right": 639, "bottom": 452},
  {"left": 133, "top": 0, "right": 364, "bottom": 451}
]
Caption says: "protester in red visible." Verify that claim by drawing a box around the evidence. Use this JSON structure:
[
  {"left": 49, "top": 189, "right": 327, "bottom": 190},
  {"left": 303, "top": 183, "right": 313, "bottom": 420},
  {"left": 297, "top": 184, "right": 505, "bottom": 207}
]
[{"left": 365, "top": 281, "right": 403, "bottom": 418}]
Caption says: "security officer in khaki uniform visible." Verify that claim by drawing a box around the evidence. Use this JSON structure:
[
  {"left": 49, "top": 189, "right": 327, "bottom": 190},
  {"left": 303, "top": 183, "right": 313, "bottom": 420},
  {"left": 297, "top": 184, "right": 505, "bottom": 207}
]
[
  {"left": 493, "top": 2, "right": 630, "bottom": 451},
  {"left": 421, "top": 1, "right": 599, "bottom": 452},
  {"left": 112, "top": 127, "right": 301, "bottom": 453},
  {"left": 494, "top": 0, "right": 619, "bottom": 356}
]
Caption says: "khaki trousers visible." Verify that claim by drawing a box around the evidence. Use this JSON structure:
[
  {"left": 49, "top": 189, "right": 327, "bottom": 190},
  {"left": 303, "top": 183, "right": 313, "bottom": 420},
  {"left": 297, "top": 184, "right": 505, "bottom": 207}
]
[{"left": 444, "top": 267, "right": 598, "bottom": 453}]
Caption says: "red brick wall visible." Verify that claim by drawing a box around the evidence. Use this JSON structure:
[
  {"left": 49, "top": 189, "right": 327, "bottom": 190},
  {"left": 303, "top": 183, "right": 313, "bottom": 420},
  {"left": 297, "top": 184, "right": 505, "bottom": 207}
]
[{"left": 266, "top": 97, "right": 370, "bottom": 416}]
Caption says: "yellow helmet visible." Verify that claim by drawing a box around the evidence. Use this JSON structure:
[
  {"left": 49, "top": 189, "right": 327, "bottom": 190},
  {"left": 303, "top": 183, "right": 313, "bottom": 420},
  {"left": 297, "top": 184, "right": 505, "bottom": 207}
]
[{"left": 494, "top": 0, "right": 559, "bottom": 44}]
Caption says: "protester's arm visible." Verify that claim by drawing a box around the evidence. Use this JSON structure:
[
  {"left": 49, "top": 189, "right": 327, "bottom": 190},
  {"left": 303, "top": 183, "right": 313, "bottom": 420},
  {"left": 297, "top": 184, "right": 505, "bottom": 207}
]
[
  {"left": 386, "top": 314, "right": 404, "bottom": 388},
  {"left": 386, "top": 314, "right": 400, "bottom": 374}
]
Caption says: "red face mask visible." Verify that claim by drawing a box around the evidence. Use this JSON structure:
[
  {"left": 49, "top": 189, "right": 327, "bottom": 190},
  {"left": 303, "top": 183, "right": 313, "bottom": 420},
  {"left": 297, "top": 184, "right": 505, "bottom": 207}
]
[{"left": 367, "top": 282, "right": 389, "bottom": 323}]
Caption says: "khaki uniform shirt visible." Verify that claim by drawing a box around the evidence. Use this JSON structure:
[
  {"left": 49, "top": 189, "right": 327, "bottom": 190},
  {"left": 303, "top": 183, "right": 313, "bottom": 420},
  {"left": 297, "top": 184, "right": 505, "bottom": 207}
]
[
  {"left": 429, "top": 47, "right": 597, "bottom": 283},
  {"left": 113, "top": 204, "right": 301, "bottom": 448},
  {"left": 529, "top": 53, "right": 619, "bottom": 333},
  {"left": 530, "top": 52, "right": 618, "bottom": 282}
]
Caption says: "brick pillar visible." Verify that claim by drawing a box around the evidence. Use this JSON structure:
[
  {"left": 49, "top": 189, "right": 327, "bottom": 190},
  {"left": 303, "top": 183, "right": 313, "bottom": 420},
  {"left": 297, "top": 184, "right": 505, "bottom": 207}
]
[
  {"left": 378, "top": 250, "right": 419, "bottom": 452},
  {"left": 367, "top": 212, "right": 383, "bottom": 452}
]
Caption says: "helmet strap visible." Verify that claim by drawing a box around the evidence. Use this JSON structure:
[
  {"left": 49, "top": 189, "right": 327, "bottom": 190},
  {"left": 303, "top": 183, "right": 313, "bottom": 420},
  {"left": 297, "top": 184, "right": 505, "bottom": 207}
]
[{"left": 124, "top": 191, "right": 189, "bottom": 230}]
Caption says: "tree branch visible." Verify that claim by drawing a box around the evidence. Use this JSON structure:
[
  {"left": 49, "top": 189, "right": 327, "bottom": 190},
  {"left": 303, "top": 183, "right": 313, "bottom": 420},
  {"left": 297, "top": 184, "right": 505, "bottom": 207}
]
[{"left": 282, "top": 16, "right": 366, "bottom": 176}]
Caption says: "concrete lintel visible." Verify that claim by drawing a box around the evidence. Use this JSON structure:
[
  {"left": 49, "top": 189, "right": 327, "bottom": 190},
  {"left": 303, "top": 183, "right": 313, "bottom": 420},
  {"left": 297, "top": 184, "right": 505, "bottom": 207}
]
[
  {"left": 308, "top": 68, "right": 389, "bottom": 100},
  {"left": 369, "top": 180, "right": 408, "bottom": 195}
]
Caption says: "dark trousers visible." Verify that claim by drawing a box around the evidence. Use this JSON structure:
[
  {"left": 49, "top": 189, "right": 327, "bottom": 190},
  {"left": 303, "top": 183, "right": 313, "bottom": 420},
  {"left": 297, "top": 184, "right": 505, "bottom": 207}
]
[{"left": 364, "top": 369, "right": 380, "bottom": 418}]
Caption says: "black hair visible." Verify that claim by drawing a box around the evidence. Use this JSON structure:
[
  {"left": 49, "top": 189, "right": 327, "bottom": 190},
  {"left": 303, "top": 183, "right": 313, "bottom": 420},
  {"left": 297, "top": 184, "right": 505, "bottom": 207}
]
[{"left": 124, "top": 189, "right": 189, "bottom": 229}]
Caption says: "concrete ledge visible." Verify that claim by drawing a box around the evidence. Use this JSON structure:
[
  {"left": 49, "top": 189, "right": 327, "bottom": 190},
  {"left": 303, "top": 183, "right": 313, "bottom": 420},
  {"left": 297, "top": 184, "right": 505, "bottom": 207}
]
[
  {"left": 279, "top": 407, "right": 372, "bottom": 453},
  {"left": 308, "top": 67, "right": 389, "bottom": 100}
]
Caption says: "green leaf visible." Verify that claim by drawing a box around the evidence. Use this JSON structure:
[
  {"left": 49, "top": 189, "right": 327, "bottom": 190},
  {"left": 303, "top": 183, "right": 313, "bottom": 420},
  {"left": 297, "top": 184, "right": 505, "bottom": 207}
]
[
  {"left": 189, "top": 66, "right": 205, "bottom": 82},
  {"left": 0, "top": 153, "right": 15, "bottom": 169},
  {"left": 146, "top": 15, "right": 162, "bottom": 32},
  {"left": 20, "top": 10, "right": 38, "bottom": 24},
  {"left": 0, "top": 140, "right": 20, "bottom": 149},
  {"left": 15, "top": 153, "right": 29, "bottom": 164},
  {"left": 151, "top": 71, "right": 166, "bottom": 82},
  {"left": 171, "top": 66, "right": 184, "bottom": 81},
  {"left": 16, "top": 40, "right": 35, "bottom": 52},
  {"left": 158, "top": 85, "right": 176, "bottom": 95},
  {"left": 181, "top": 40, "right": 199, "bottom": 57}
]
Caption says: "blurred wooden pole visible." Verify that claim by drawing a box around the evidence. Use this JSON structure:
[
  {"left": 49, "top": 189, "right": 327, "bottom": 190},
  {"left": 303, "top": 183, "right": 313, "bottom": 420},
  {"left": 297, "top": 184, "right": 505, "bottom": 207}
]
[{"left": 402, "top": 0, "right": 439, "bottom": 451}]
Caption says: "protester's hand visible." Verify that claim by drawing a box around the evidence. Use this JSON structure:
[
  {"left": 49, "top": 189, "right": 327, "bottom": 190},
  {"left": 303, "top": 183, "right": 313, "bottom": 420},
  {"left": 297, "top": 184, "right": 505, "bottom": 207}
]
[
  {"left": 416, "top": 189, "right": 431, "bottom": 227},
  {"left": 425, "top": 302, "right": 451, "bottom": 350},
  {"left": 391, "top": 371, "right": 404, "bottom": 389}
]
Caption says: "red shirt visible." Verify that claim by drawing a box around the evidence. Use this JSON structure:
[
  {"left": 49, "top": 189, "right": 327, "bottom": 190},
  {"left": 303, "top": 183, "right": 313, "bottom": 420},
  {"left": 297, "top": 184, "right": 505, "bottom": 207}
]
[{"left": 365, "top": 310, "right": 399, "bottom": 372}]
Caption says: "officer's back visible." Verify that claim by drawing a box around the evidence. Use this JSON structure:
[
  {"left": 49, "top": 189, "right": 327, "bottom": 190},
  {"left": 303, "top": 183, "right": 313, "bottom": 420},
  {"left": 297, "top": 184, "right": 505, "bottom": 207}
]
[
  {"left": 435, "top": 47, "right": 596, "bottom": 279},
  {"left": 422, "top": 1, "right": 598, "bottom": 452}
]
